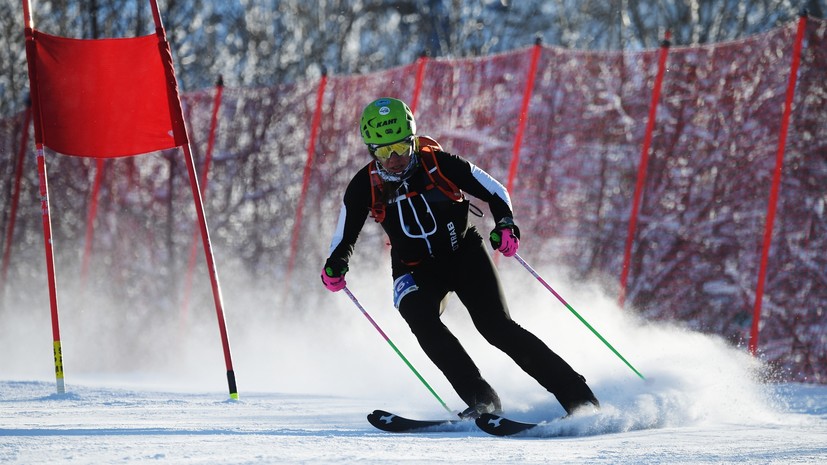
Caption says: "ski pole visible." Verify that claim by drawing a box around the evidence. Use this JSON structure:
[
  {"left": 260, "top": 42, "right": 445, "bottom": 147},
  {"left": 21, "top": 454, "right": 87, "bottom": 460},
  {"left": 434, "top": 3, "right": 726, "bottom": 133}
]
[
  {"left": 513, "top": 253, "right": 646, "bottom": 381},
  {"left": 342, "top": 286, "right": 455, "bottom": 415}
]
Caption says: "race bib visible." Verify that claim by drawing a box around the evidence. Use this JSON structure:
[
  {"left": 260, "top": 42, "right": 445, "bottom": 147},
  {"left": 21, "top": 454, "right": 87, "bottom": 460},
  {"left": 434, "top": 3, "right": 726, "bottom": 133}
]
[{"left": 393, "top": 273, "right": 419, "bottom": 308}]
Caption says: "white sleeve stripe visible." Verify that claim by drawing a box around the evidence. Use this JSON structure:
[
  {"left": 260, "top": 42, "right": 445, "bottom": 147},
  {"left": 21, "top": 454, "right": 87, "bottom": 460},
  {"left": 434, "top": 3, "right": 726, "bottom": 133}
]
[
  {"left": 328, "top": 202, "right": 348, "bottom": 255},
  {"left": 469, "top": 162, "right": 513, "bottom": 210}
]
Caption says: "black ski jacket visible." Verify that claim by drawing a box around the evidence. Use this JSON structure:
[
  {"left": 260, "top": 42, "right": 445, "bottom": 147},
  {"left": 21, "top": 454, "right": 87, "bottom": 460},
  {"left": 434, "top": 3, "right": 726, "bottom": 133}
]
[{"left": 327, "top": 149, "right": 514, "bottom": 276}]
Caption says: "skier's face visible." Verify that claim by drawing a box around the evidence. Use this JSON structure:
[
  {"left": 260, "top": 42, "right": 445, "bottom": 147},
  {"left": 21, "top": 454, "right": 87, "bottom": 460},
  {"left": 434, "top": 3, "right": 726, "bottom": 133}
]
[
  {"left": 379, "top": 149, "right": 412, "bottom": 174},
  {"left": 372, "top": 137, "right": 413, "bottom": 174}
]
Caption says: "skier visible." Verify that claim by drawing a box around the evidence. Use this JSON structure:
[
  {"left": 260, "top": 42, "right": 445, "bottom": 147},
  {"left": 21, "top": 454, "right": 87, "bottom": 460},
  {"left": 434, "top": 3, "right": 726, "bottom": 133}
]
[{"left": 321, "top": 97, "right": 599, "bottom": 418}]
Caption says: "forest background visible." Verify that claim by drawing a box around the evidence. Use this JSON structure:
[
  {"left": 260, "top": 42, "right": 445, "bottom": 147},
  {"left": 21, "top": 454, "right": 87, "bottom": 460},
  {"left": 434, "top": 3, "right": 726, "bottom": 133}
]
[{"left": 2, "top": 0, "right": 825, "bottom": 116}]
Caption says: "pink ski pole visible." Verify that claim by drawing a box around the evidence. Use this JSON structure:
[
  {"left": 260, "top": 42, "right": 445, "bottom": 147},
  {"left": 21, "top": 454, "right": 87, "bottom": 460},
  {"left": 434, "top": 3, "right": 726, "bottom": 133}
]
[
  {"left": 342, "top": 286, "right": 454, "bottom": 414},
  {"left": 513, "top": 253, "right": 646, "bottom": 380}
]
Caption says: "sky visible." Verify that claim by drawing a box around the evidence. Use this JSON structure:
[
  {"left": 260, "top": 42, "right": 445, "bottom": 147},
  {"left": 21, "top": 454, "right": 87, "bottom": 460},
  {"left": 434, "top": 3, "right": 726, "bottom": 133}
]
[{"left": 2, "top": 264, "right": 826, "bottom": 464}]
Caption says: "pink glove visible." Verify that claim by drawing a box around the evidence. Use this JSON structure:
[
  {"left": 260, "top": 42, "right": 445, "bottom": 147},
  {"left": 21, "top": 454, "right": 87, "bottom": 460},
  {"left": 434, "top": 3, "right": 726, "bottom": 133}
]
[
  {"left": 490, "top": 218, "right": 520, "bottom": 257},
  {"left": 321, "top": 262, "right": 347, "bottom": 292},
  {"left": 497, "top": 228, "right": 519, "bottom": 257}
]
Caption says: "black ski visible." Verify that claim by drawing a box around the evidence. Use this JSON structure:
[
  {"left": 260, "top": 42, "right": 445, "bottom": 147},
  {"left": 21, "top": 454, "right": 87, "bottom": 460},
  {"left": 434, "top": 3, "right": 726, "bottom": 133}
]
[
  {"left": 475, "top": 413, "right": 539, "bottom": 436},
  {"left": 367, "top": 409, "right": 464, "bottom": 433}
]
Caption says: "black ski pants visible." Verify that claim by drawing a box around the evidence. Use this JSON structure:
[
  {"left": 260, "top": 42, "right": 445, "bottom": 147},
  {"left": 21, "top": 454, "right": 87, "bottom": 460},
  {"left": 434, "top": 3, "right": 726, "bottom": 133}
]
[{"left": 396, "top": 228, "right": 597, "bottom": 413}]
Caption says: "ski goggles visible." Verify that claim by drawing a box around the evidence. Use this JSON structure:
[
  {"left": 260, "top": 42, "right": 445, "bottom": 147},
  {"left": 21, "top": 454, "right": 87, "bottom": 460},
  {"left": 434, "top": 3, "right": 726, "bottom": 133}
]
[{"left": 369, "top": 136, "right": 414, "bottom": 163}]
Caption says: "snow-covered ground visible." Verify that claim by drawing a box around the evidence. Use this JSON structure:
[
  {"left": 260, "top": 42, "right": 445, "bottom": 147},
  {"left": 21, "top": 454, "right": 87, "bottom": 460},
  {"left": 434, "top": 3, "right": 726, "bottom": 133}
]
[
  {"left": 2, "top": 266, "right": 826, "bottom": 464},
  {"left": 1, "top": 379, "right": 825, "bottom": 464}
]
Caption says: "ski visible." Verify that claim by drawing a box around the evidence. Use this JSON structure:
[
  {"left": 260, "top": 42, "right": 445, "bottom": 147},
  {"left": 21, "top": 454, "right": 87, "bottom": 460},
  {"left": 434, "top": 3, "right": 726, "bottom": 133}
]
[
  {"left": 475, "top": 413, "right": 539, "bottom": 436},
  {"left": 367, "top": 409, "right": 465, "bottom": 433}
]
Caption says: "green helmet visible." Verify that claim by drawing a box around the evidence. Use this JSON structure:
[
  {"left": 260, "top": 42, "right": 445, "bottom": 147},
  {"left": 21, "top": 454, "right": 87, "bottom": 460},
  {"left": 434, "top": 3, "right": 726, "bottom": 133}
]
[{"left": 360, "top": 98, "right": 416, "bottom": 146}]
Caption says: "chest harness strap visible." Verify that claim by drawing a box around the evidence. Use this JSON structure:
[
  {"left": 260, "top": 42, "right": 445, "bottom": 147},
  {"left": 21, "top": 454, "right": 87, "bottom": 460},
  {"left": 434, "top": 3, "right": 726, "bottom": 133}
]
[{"left": 369, "top": 136, "right": 463, "bottom": 223}]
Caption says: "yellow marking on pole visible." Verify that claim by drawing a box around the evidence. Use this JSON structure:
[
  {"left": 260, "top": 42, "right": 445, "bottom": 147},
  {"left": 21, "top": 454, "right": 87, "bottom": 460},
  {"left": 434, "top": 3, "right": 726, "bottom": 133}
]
[{"left": 53, "top": 341, "right": 65, "bottom": 394}]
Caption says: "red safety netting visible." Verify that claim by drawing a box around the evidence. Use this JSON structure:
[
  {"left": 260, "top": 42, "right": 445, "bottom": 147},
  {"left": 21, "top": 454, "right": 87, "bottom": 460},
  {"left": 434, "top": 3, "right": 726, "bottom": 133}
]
[{"left": 2, "top": 18, "right": 825, "bottom": 382}]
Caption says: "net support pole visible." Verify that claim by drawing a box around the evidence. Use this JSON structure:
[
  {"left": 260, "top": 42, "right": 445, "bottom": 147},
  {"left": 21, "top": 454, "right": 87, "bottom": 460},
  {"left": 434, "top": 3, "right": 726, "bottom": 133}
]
[
  {"left": 506, "top": 37, "right": 542, "bottom": 193},
  {"left": 77, "top": 18, "right": 107, "bottom": 289},
  {"left": 618, "top": 31, "right": 671, "bottom": 308},
  {"left": 1, "top": 104, "right": 31, "bottom": 305},
  {"left": 149, "top": 0, "right": 237, "bottom": 399},
  {"left": 494, "top": 39, "right": 541, "bottom": 267},
  {"left": 79, "top": 158, "right": 104, "bottom": 287},
  {"left": 285, "top": 69, "right": 327, "bottom": 289},
  {"left": 23, "top": 0, "right": 65, "bottom": 393},
  {"left": 749, "top": 11, "right": 808, "bottom": 356},
  {"left": 410, "top": 52, "right": 429, "bottom": 114}
]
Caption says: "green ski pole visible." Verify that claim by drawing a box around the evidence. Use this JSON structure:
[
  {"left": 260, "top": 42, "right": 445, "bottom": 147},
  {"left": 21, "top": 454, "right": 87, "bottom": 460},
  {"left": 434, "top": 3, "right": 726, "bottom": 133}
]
[
  {"left": 342, "top": 286, "right": 455, "bottom": 415},
  {"left": 513, "top": 253, "right": 646, "bottom": 380}
]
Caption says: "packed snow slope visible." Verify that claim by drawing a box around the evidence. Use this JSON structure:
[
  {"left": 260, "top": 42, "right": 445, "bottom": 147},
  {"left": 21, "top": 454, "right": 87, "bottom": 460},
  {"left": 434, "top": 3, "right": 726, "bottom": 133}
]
[{"left": 2, "top": 266, "right": 826, "bottom": 464}]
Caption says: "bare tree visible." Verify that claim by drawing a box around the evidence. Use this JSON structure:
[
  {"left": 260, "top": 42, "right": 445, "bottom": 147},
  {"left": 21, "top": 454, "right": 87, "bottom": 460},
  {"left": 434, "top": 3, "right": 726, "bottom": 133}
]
[{"left": 2, "top": 0, "right": 819, "bottom": 117}]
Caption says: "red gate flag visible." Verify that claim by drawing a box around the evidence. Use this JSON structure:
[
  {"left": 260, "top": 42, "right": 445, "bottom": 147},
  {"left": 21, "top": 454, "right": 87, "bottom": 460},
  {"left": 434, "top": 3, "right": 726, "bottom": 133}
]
[
  {"left": 31, "top": 30, "right": 188, "bottom": 157},
  {"left": 22, "top": 0, "right": 238, "bottom": 399}
]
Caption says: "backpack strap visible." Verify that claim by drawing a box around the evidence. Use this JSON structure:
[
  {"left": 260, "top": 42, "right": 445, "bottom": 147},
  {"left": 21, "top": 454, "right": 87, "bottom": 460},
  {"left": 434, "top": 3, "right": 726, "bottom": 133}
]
[
  {"left": 368, "top": 160, "right": 386, "bottom": 223},
  {"left": 417, "top": 145, "right": 463, "bottom": 202},
  {"left": 367, "top": 135, "right": 463, "bottom": 223}
]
